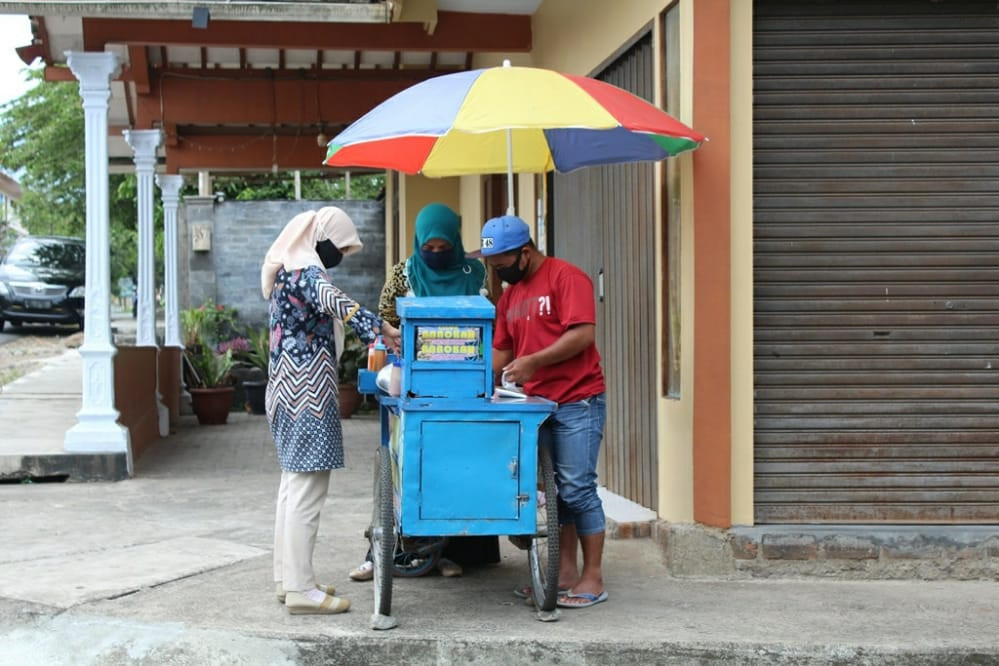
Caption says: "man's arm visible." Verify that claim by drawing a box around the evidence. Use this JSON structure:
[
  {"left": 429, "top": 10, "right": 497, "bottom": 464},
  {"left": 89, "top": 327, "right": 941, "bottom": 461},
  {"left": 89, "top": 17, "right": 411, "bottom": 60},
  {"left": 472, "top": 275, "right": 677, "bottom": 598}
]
[{"left": 500, "top": 323, "right": 594, "bottom": 386}]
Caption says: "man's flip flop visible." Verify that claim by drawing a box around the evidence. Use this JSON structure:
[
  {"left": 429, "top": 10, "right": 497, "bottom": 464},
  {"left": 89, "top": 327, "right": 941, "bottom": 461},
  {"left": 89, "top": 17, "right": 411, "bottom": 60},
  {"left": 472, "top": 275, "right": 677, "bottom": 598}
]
[{"left": 556, "top": 590, "right": 608, "bottom": 608}]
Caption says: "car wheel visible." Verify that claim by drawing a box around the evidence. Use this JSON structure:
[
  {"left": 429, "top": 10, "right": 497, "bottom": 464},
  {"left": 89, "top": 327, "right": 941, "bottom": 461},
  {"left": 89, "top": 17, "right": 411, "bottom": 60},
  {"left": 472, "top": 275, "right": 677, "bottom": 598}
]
[{"left": 0, "top": 318, "right": 4, "bottom": 332}]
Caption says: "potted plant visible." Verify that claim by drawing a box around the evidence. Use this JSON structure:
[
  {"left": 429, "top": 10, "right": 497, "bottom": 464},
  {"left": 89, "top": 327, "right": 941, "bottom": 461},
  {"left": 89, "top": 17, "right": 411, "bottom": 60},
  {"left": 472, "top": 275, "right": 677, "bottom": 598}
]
[
  {"left": 337, "top": 326, "right": 368, "bottom": 419},
  {"left": 240, "top": 327, "right": 270, "bottom": 415},
  {"left": 184, "top": 345, "right": 236, "bottom": 425}
]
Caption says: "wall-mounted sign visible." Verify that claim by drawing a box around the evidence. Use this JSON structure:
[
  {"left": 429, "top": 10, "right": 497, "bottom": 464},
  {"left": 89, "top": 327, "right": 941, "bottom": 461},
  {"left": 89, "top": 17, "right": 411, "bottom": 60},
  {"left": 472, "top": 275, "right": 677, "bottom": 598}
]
[{"left": 414, "top": 325, "right": 482, "bottom": 362}]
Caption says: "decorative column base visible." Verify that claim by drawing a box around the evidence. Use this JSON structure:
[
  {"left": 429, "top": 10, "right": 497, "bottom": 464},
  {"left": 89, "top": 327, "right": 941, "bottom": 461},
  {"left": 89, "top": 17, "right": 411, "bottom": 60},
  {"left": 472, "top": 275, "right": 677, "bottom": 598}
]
[
  {"left": 64, "top": 417, "right": 130, "bottom": 454},
  {"left": 64, "top": 346, "right": 132, "bottom": 475}
]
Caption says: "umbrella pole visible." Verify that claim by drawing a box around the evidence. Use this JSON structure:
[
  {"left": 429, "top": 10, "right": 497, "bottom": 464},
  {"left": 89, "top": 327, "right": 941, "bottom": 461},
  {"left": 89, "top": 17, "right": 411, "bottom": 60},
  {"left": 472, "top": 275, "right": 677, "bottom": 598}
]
[{"left": 506, "top": 127, "right": 515, "bottom": 216}]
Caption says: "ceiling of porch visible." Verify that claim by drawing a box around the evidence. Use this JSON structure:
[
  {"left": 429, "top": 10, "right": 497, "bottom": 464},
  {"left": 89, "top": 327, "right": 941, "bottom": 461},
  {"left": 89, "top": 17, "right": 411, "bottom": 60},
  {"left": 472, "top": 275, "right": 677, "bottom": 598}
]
[{"left": 2, "top": 1, "right": 541, "bottom": 173}]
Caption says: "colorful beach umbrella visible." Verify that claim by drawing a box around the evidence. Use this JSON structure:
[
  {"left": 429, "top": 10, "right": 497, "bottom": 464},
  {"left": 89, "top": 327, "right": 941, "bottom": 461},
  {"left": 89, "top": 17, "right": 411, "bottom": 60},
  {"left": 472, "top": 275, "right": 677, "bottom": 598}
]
[{"left": 324, "top": 61, "right": 704, "bottom": 212}]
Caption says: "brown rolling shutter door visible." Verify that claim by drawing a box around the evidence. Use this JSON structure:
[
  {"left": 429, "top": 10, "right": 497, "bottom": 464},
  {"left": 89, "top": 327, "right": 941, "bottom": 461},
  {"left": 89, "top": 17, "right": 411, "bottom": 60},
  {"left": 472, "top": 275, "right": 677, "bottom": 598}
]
[
  {"left": 753, "top": 0, "right": 999, "bottom": 522},
  {"left": 552, "top": 33, "right": 659, "bottom": 510}
]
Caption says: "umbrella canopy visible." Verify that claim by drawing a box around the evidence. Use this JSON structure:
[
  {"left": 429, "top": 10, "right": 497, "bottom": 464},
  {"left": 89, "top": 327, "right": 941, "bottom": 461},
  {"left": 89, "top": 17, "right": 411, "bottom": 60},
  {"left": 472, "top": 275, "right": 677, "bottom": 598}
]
[{"left": 324, "top": 62, "right": 704, "bottom": 178}]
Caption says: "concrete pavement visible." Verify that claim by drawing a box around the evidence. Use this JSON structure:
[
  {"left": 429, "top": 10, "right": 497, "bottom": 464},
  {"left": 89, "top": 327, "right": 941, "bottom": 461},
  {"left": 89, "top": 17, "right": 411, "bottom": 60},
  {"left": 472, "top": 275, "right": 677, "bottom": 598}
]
[{"left": 0, "top": 352, "right": 998, "bottom": 664}]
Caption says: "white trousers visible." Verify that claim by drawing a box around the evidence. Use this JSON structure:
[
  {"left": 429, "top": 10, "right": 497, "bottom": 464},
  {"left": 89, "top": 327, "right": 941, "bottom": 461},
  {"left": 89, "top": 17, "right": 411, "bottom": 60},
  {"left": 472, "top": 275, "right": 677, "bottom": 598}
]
[{"left": 273, "top": 469, "right": 331, "bottom": 592}]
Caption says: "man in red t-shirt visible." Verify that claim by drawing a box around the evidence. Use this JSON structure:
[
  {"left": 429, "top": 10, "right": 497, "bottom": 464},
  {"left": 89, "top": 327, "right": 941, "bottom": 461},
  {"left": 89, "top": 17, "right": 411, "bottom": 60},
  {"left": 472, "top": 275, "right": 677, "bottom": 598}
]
[{"left": 475, "top": 215, "right": 608, "bottom": 609}]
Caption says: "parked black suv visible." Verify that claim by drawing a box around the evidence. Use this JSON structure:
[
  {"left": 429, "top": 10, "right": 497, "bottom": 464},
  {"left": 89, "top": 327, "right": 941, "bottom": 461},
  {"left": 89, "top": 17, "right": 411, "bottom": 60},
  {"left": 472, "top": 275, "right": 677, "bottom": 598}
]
[{"left": 0, "top": 235, "right": 86, "bottom": 332}]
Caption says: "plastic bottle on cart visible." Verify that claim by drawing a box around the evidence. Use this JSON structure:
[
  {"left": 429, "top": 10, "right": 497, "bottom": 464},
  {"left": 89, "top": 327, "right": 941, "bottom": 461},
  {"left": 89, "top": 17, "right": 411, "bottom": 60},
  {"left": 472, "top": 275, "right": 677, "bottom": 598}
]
[
  {"left": 366, "top": 343, "right": 376, "bottom": 371},
  {"left": 371, "top": 336, "right": 387, "bottom": 371},
  {"left": 388, "top": 359, "right": 402, "bottom": 397}
]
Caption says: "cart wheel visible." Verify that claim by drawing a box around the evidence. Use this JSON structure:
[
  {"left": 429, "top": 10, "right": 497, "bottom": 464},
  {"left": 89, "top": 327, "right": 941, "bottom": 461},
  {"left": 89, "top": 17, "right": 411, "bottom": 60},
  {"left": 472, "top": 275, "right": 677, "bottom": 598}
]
[
  {"left": 528, "top": 443, "right": 560, "bottom": 612},
  {"left": 392, "top": 537, "right": 445, "bottom": 577},
  {"left": 370, "top": 446, "right": 397, "bottom": 630}
]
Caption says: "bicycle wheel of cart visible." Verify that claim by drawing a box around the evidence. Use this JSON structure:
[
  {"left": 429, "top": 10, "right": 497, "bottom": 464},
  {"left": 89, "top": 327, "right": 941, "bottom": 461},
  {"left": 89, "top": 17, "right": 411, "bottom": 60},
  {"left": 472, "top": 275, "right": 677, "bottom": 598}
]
[
  {"left": 529, "top": 443, "right": 560, "bottom": 611},
  {"left": 371, "top": 447, "right": 396, "bottom": 622},
  {"left": 392, "top": 537, "right": 445, "bottom": 577}
]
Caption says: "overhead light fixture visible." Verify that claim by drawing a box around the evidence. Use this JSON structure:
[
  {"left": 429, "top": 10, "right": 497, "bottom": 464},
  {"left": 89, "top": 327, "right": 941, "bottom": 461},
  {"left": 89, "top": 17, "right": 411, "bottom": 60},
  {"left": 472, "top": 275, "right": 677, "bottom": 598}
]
[{"left": 192, "top": 6, "right": 210, "bottom": 29}]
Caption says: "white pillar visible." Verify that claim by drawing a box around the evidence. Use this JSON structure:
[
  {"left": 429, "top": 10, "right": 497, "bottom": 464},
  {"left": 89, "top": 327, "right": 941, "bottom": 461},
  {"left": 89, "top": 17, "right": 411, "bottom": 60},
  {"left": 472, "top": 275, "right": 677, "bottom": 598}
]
[
  {"left": 198, "top": 171, "right": 212, "bottom": 196},
  {"left": 157, "top": 174, "right": 184, "bottom": 350},
  {"left": 124, "top": 128, "right": 169, "bottom": 437},
  {"left": 63, "top": 51, "right": 131, "bottom": 470},
  {"left": 157, "top": 174, "right": 188, "bottom": 416},
  {"left": 123, "top": 129, "right": 162, "bottom": 347}
]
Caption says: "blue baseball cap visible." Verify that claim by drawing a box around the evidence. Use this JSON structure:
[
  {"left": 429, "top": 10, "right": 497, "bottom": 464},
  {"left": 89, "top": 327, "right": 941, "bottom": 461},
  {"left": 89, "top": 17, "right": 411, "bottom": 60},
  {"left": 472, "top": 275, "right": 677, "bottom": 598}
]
[{"left": 469, "top": 215, "right": 531, "bottom": 258}]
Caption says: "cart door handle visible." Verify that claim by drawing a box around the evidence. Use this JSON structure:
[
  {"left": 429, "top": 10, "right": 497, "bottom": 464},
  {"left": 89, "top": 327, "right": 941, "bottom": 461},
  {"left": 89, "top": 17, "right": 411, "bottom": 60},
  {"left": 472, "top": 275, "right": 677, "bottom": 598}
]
[{"left": 508, "top": 458, "right": 519, "bottom": 478}]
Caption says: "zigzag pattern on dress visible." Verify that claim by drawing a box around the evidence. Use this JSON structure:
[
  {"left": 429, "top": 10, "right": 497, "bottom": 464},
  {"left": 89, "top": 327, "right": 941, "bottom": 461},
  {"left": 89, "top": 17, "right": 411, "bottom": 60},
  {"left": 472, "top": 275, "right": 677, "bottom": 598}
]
[
  {"left": 267, "top": 347, "right": 338, "bottom": 421},
  {"left": 317, "top": 282, "right": 360, "bottom": 321}
]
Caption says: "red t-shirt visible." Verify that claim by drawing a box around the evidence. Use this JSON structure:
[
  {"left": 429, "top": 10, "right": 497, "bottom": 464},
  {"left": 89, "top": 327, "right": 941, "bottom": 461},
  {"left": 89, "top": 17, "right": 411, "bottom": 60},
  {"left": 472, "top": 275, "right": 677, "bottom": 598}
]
[{"left": 493, "top": 256, "right": 605, "bottom": 405}]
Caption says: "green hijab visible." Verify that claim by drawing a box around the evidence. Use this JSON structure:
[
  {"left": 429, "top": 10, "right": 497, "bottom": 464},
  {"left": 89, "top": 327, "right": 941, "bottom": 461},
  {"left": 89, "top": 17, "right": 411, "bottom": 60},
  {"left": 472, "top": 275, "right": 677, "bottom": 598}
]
[{"left": 405, "top": 203, "right": 486, "bottom": 297}]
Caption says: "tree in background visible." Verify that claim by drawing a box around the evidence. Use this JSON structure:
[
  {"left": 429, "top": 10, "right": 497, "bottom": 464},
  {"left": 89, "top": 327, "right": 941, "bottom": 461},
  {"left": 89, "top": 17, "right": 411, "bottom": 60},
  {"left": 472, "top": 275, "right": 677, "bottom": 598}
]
[
  {"left": 0, "top": 69, "right": 143, "bottom": 295},
  {"left": 211, "top": 171, "right": 384, "bottom": 202},
  {"left": 1, "top": 69, "right": 86, "bottom": 236}
]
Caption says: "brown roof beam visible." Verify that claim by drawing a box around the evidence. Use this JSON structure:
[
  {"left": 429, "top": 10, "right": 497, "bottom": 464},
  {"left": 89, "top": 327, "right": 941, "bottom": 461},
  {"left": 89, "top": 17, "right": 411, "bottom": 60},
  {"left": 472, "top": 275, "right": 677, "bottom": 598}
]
[
  {"left": 82, "top": 12, "right": 531, "bottom": 53},
  {"left": 165, "top": 133, "right": 339, "bottom": 173},
  {"left": 44, "top": 63, "right": 455, "bottom": 85},
  {"left": 135, "top": 74, "right": 440, "bottom": 128},
  {"left": 128, "top": 45, "right": 150, "bottom": 94}
]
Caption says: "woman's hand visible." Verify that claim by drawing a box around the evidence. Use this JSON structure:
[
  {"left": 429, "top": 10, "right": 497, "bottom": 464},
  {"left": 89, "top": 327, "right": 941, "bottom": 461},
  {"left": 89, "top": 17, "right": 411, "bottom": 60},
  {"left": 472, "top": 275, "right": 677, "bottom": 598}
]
[{"left": 379, "top": 322, "right": 401, "bottom": 354}]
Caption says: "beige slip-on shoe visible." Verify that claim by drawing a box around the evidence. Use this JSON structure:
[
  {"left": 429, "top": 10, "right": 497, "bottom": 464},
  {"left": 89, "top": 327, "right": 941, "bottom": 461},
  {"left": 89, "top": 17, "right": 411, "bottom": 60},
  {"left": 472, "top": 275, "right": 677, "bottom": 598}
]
[
  {"left": 284, "top": 591, "right": 351, "bottom": 615},
  {"left": 275, "top": 582, "right": 336, "bottom": 603}
]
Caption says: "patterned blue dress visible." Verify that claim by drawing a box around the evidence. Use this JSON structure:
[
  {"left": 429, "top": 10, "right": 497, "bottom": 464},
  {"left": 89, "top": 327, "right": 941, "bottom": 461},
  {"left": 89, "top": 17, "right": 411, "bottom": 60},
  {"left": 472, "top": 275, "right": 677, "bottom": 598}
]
[{"left": 265, "top": 266, "right": 380, "bottom": 472}]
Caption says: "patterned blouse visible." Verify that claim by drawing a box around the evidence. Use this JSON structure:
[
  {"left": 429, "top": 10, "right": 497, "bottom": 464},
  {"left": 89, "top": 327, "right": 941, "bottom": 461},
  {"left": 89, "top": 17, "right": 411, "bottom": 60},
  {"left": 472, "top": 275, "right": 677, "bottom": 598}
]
[
  {"left": 265, "top": 265, "right": 380, "bottom": 472},
  {"left": 377, "top": 261, "right": 491, "bottom": 326}
]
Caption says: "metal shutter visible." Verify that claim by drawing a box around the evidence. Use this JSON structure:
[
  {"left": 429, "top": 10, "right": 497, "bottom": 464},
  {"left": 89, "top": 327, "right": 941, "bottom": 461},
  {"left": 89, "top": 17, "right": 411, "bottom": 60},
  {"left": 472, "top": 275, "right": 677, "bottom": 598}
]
[
  {"left": 552, "top": 33, "right": 659, "bottom": 510},
  {"left": 753, "top": 0, "right": 999, "bottom": 522}
]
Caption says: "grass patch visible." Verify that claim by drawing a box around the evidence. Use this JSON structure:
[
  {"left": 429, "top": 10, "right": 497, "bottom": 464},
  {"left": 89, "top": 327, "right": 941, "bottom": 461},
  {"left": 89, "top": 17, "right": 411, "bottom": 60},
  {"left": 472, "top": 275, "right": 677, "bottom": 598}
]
[{"left": 0, "top": 367, "right": 26, "bottom": 389}]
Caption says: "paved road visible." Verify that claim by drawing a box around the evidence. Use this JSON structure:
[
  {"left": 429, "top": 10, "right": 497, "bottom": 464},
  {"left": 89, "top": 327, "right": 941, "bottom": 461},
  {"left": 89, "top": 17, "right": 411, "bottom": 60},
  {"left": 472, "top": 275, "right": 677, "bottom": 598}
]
[{"left": 0, "top": 322, "right": 80, "bottom": 343}]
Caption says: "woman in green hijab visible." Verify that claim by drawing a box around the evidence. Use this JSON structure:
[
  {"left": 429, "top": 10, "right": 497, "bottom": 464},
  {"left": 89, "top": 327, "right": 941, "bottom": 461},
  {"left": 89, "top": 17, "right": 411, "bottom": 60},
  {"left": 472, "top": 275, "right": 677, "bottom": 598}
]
[
  {"left": 377, "top": 202, "right": 487, "bottom": 327},
  {"left": 352, "top": 203, "right": 493, "bottom": 581}
]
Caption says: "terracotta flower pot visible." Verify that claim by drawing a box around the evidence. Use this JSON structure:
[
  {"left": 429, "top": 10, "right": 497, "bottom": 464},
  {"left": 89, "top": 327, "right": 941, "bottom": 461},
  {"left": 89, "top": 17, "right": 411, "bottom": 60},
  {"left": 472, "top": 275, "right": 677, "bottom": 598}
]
[
  {"left": 190, "top": 386, "right": 236, "bottom": 425},
  {"left": 338, "top": 383, "right": 362, "bottom": 419}
]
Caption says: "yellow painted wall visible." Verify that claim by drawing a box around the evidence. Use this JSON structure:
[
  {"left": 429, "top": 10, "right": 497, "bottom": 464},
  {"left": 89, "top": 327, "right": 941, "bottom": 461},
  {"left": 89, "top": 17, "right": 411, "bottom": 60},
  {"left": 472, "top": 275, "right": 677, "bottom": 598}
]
[
  {"left": 458, "top": 176, "right": 484, "bottom": 254},
  {"left": 397, "top": 174, "right": 461, "bottom": 260},
  {"left": 730, "top": 0, "right": 754, "bottom": 526},
  {"left": 659, "top": 1, "right": 697, "bottom": 523},
  {"left": 532, "top": 0, "right": 665, "bottom": 76},
  {"left": 533, "top": 0, "right": 702, "bottom": 522}
]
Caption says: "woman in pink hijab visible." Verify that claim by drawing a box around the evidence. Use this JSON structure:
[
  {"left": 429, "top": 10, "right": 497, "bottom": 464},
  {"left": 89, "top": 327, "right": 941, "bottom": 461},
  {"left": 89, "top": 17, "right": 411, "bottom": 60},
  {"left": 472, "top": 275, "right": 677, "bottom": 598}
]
[{"left": 261, "top": 206, "right": 399, "bottom": 615}]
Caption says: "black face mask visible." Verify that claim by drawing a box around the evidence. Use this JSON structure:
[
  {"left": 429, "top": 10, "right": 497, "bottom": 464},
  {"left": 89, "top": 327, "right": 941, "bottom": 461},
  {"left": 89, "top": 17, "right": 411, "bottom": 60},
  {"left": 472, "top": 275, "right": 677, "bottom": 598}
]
[
  {"left": 419, "top": 248, "right": 455, "bottom": 270},
  {"left": 495, "top": 250, "right": 528, "bottom": 285},
  {"left": 315, "top": 240, "right": 343, "bottom": 269}
]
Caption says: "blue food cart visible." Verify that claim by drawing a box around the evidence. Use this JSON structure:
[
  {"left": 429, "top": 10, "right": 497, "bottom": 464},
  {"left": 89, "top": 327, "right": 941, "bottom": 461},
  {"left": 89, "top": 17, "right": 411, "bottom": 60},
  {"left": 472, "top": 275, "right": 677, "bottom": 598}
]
[{"left": 359, "top": 295, "right": 558, "bottom": 630}]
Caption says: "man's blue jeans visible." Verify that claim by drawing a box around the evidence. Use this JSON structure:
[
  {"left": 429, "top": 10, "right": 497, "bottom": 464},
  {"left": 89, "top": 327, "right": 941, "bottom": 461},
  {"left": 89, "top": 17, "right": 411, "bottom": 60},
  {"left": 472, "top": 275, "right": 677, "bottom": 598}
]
[{"left": 539, "top": 393, "right": 607, "bottom": 536}]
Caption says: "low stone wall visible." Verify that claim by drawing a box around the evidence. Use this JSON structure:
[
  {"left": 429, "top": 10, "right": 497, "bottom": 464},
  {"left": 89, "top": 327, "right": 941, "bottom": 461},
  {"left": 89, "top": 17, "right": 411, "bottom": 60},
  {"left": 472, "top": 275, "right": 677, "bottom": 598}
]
[
  {"left": 641, "top": 522, "right": 999, "bottom": 581},
  {"left": 158, "top": 346, "right": 181, "bottom": 429},
  {"left": 114, "top": 346, "right": 160, "bottom": 462},
  {"left": 605, "top": 515, "right": 999, "bottom": 580}
]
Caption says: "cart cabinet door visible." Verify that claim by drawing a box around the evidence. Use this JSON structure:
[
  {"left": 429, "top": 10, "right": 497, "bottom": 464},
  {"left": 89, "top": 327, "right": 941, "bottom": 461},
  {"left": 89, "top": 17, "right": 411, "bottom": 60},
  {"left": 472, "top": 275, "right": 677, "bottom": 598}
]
[{"left": 419, "top": 420, "right": 522, "bottom": 520}]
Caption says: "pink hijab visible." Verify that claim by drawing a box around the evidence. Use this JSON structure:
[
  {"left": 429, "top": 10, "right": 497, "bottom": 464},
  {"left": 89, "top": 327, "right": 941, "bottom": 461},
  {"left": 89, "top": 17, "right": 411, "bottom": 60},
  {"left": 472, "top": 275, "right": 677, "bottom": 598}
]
[{"left": 260, "top": 207, "right": 363, "bottom": 299}]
